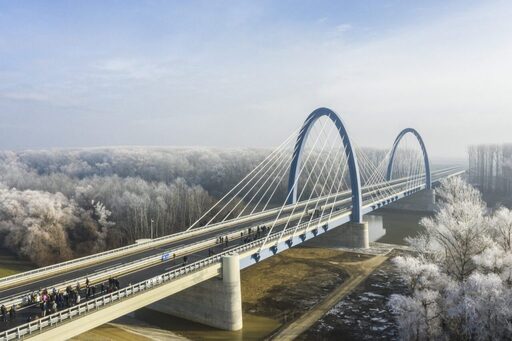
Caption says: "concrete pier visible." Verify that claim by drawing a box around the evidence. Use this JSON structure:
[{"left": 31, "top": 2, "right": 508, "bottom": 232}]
[
  {"left": 384, "top": 189, "right": 436, "bottom": 213},
  {"left": 149, "top": 254, "right": 243, "bottom": 331},
  {"left": 303, "top": 221, "right": 369, "bottom": 249}
]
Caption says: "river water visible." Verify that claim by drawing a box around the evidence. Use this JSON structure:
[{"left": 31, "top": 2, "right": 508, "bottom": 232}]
[{"left": 366, "top": 210, "right": 427, "bottom": 245}]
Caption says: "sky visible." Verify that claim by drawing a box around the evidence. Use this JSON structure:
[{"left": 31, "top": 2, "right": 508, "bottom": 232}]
[{"left": 0, "top": 0, "right": 511, "bottom": 160}]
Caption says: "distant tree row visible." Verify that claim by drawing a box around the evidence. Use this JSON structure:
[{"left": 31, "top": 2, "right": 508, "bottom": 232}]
[{"left": 468, "top": 144, "right": 512, "bottom": 194}]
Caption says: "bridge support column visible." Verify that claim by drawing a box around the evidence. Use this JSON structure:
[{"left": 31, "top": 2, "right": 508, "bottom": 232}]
[
  {"left": 343, "top": 221, "right": 369, "bottom": 249},
  {"left": 148, "top": 254, "right": 243, "bottom": 331}
]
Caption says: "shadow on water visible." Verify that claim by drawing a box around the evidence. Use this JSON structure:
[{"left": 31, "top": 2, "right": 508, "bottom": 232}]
[
  {"left": 134, "top": 308, "right": 280, "bottom": 340},
  {"left": 367, "top": 210, "right": 429, "bottom": 245}
]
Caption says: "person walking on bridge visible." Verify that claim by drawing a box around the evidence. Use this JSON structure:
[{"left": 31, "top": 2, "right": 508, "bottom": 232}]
[
  {"left": 9, "top": 305, "right": 16, "bottom": 320},
  {"left": 1, "top": 305, "right": 7, "bottom": 322}
]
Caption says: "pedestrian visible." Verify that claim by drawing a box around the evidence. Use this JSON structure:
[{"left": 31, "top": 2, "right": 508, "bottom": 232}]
[
  {"left": 9, "top": 305, "right": 16, "bottom": 320},
  {"left": 1, "top": 305, "right": 7, "bottom": 322},
  {"left": 41, "top": 301, "right": 46, "bottom": 317},
  {"left": 183, "top": 255, "right": 188, "bottom": 264},
  {"left": 225, "top": 235, "right": 229, "bottom": 246}
]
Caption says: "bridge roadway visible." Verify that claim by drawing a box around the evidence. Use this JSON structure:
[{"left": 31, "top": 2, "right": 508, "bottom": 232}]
[
  {"left": 0, "top": 168, "right": 442, "bottom": 293},
  {"left": 0, "top": 168, "right": 461, "bottom": 333},
  {"left": 0, "top": 167, "right": 458, "bottom": 299}
]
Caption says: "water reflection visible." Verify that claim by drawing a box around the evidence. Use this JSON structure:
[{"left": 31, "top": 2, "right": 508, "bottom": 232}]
[
  {"left": 366, "top": 211, "right": 428, "bottom": 245},
  {"left": 134, "top": 307, "right": 281, "bottom": 340}
]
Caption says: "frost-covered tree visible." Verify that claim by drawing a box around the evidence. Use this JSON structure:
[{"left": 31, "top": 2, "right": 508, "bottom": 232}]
[
  {"left": 389, "top": 177, "right": 512, "bottom": 340},
  {"left": 0, "top": 147, "right": 265, "bottom": 257},
  {"left": 414, "top": 177, "right": 490, "bottom": 281},
  {"left": 0, "top": 187, "right": 112, "bottom": 266}
]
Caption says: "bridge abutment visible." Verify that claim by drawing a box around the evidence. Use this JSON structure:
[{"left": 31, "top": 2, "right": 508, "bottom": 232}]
[{"left": 148, "top": 254, "right": 243, "bottom": 331}]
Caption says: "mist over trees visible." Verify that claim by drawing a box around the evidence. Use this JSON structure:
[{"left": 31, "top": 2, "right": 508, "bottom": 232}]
[
  {"left": 389, "top": 177, "right": 512, "bottom": 340},
  {"left": 468, "top": 144, "right": 512, "bottom": 195}
]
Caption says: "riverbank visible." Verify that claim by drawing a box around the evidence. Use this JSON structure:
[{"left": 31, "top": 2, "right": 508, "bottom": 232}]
[
  {"left": 297, "top": 249, "right": 411, "bottom": 340},
  {"left": 272, "top": 253, "right": 389, "bottom": 340}
]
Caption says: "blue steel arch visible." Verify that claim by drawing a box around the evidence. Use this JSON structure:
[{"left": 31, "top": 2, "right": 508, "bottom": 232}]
[
  {"left": 287, "top": 107, "right": 363, "bottom": 223},
  {"left": 386, "top": 128, "right": 431, "bottom": 190}
]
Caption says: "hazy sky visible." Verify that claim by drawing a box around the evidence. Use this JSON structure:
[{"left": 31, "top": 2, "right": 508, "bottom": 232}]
[{"left": 1, "top": 0, "right": 511, "bottom": 159}]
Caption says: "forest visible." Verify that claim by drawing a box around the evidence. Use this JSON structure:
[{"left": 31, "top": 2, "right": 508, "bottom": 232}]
[{"left": 0, "top": 147, "right": 268, "bottom": 266}]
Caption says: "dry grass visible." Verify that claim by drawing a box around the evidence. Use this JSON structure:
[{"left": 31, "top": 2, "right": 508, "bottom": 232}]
[{"left": 241, "top": 247, "right": 371, "bottom": 305}]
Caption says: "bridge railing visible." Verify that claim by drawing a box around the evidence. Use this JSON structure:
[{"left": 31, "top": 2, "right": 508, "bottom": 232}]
[{"left": 0, "top": 167, "right": 461, "bottom": 289}]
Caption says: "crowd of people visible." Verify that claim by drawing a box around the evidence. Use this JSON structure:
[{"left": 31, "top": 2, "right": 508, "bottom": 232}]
[
  {"left": 241, "top": 225, "right": 268, "bottom": 244},
  {"left": 1, "top": 224, "right": 272, "bottom": 326},
  {"left": 0, "top": 304, "right": 15, "bottom": 322},
  {"left": 0, "top": 276, "right": 122, "bottom": 323}
]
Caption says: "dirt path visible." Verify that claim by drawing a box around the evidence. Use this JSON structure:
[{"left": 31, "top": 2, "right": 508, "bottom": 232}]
[{"left": 271, "top": 254, "right": 389, "bottom": 341}]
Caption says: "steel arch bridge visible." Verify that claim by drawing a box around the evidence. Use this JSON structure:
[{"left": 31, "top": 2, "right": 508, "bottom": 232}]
[
  {"left": 0, "top": 107, "right": 464, "bottom": 341},
  {"left": 287, "top": 108, "right": 431, "bottom": 224},
  {"left": 287, "top": 107, "right": 363, "bottom": 223},
  {"left": 386, "top": 127, "right": 431, "bottom": 190}
]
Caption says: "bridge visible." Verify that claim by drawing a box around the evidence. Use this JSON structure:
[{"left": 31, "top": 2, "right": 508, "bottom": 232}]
[{"left": 0, "top": 108, "right": 463, "bottom": 340}]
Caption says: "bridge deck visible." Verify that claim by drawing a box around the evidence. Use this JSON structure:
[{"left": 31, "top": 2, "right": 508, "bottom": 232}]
[{"left": 0, "top": 168, "right": 464, "bottom": 339}]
